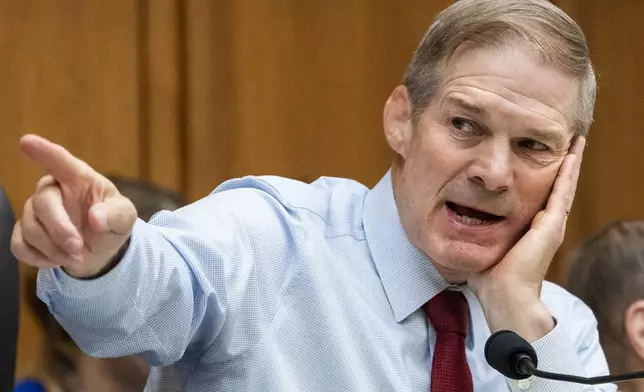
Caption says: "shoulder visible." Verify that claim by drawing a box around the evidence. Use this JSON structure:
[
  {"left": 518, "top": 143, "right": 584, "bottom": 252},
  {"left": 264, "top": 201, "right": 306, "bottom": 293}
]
[
  {"left": 540, "top": 281, "right": 599, "bottom": 348},
  {"left": 204, "top": 175, "right": 370, "bottom": 238},
  {"left": 541, "top": 281, "right": 596, "bottom": 321}
]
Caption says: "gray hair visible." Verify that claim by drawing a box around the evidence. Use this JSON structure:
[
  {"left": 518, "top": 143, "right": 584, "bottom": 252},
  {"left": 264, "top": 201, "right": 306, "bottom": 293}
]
[{"left": 403, "top": 0, "right": 596, "bottom": 136}]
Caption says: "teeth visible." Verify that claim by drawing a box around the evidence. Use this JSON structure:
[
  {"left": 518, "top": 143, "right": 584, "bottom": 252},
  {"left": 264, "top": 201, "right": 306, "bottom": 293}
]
[{"left": 456, "top": 214, "right": 486, "bottom": 225}]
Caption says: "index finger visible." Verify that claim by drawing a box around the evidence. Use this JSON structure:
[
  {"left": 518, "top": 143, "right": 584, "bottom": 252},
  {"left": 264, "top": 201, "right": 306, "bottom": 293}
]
[
  {"left": 569, "top": 135, "right": 586, "bottom": 160},
  {"left": 568, "top": 135, "right": 586, "bottom": 204},
  {"left": 543, "top": 135, "right": 586, "bottom": 221},
  {"left": 20, "top": 134, "right": 91, "bottom": 184}
]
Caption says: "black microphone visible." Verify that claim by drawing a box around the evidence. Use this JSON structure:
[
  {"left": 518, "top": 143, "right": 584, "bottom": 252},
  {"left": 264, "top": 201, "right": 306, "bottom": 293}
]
[{"left": 485, "top": 330, "right": 644, "bottom": 385}]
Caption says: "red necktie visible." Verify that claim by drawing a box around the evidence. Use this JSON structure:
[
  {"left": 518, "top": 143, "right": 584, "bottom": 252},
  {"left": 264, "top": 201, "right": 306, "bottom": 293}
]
[{"left": 424, "top": 290, "right": 474, "bottom": 392}]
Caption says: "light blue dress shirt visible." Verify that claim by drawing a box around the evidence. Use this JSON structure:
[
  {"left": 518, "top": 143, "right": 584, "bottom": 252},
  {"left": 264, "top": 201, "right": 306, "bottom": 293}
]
[{"left": 38, "top": 171, "right": 616, "bottom": 391}]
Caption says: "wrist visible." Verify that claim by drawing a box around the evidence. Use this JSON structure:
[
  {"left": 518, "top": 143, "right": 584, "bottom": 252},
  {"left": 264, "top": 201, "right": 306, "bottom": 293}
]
[
  {"left": 63, "top": 237, "right": 131, "bottom": 279},
  {"left": 478, "top": 286, "right": 554, "bottom": 342}
]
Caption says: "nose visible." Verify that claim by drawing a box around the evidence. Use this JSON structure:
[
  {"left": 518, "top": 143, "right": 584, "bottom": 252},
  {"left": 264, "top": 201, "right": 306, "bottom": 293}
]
[{"left": 466, "top": 141, "right": 513, "bottom": 192}]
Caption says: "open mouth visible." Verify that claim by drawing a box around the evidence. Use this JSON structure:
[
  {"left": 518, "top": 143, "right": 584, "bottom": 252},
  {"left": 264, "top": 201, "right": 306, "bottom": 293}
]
[{"left": 446, "top": 201, "right": 504, "bottom": 226}]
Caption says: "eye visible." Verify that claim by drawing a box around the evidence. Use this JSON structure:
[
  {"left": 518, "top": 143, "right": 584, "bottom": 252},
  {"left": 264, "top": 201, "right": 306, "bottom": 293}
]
[
  {"left": 518, "top": 139, "right": 549, "bottom": 152},
  {"left": 450, "top": 117, "right": 478, "bottom": 135}
]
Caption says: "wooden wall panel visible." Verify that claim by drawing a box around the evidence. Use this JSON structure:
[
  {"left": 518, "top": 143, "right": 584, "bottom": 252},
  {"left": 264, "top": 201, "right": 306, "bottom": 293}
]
[
  {"left": 551, "top": 1, "right": 644, "bottom": 282},
  {"left": 182, "top": 0, "right": 453, "bottom": 200},
  {"left": 142, "top": 0, "right": 184, "bottom": 193},
  {"left": 0, "top": 0, "right": 142, "bottom": 380},
  {"left": 183, "top": 0, "right": 237, "bottom": 200}
]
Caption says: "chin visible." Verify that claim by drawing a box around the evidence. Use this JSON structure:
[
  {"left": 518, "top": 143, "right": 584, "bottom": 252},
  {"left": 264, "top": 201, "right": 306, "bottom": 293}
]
[
  {"left": 425, "top": 239, "right": 506, "bottom": 281},
  {"left": 420, "top": 204, "right": 522, "bottom": 278}
]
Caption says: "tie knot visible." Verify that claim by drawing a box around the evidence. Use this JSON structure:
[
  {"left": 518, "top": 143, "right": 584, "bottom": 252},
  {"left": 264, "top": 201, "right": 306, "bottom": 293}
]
[{"left": 424, "top": 290, "right": 469, "bottom": 336}]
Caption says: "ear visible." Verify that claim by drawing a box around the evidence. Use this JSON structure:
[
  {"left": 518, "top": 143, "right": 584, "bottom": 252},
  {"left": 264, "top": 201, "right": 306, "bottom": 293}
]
[
  {"left": 625, "top": 300, "right": 644, "bottom": 360},
  {"left": 383, "top": 85, "right": 414, "bottom": 159}
]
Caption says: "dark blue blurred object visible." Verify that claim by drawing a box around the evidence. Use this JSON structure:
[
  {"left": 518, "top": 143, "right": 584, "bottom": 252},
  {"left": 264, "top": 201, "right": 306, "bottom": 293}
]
[
  {"left": 0, "top": 188, "right": 19, "bottom": 391},
  {"left": 14, "top": 379, "right": 46, "bottom": 392}
]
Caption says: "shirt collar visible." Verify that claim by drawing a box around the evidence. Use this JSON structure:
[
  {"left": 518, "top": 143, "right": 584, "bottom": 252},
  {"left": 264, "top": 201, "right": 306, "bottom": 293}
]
[{"left": 363, "top": 170, "right": 455, "bottom": 322}]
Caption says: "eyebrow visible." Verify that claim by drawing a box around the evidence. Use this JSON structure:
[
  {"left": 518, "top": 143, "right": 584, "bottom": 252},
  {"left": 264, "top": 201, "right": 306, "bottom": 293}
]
[
  {"left": 444, "top": 97, "right": 489, "bottom": 117},
  {"left": 443, "top": 96, "right": 567, "bottom": 150}
]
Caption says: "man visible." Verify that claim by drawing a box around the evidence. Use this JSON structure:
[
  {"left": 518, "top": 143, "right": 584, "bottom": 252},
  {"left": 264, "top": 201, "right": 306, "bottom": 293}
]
[
  {"left": 23, "top": 176, "right": 187, "bottom": 392},
  {"left": 566, "top": 221, "right": 644, "bottom": 392},
  {"left": 10, "top": 0, "right": 614, "bottom": 391}
]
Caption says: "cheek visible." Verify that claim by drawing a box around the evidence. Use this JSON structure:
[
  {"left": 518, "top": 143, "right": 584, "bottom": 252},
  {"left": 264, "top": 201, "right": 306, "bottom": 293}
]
[
  {"left": 517, "top": 169, "right": 558, "bottom": 215},
  {"left": 405, "top": 132, "right": 464, "bottom": 190},
  {"left": 398, "top": 123, "right": 470, "bottom": 230},
  {"left": 396, "top": 162, "right": 444, "bottom": 243},
  {"left": 400, "top": 154, "right": 450, "bottom": 217}
]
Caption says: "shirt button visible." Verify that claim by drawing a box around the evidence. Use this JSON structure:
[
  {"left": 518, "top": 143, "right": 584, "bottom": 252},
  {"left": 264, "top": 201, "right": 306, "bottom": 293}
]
[{"left": 517, "top": 378, "right": 532, "bottom": 390}]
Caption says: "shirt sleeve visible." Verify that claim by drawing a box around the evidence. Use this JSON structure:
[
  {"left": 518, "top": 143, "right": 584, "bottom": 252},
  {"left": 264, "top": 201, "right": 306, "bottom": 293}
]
[
  {"left": 36, "top": 180, "right": 302, "bottom": 367},
  {"left": 505, "top": 299, "right": 617, "bottom": 392}
]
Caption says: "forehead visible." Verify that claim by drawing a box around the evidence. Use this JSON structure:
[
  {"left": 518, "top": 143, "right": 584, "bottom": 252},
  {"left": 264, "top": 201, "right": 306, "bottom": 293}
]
[{"left": 439, "top": 43, "right": 579, "bottom": 132}]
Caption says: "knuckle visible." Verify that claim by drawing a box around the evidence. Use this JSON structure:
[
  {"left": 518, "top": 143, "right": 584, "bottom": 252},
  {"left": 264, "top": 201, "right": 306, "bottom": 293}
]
[
  {"left": 556, "top": 227, "right": 566, "bottom": 244},
  {"left": 557, "top": 235, "right": 565, "bottom": 246},
  {"left": 125, "top": 200, "right": 138, "bottom": 224},
  {"left": 563, "top": 195, "right": 572, "bottom": 208},
  {"left": 9, "top": 231, "right": 19, "bottom": 251},
  {"left": 76, "top": 162, "right": 97, "bottom": 184},
  {"left": 19, "top": 216, "right": 54, "bottom": 255},
  {"left": 20, "top": 215, "right": 38, "bottom": 240},
  {"left": 49, "top": 227, "right": 70, "bottom": 245},
  {"left": 10, "top": 238, "right": 27, "bottom": 261},
  {"left": 23, "top": 196, "right": 34, "bottom": 215},
  {"left": 20, "top": 230, "right": 40, "bottom": 253},
  {"left": 35, "top": 175, "right": 55, "bottom": 191},
  {"left": 31, "top": 188, "right": 58, "bottom": 216},
  {"left": 10, "top": 245, "right": 25, "bottom": 261}
]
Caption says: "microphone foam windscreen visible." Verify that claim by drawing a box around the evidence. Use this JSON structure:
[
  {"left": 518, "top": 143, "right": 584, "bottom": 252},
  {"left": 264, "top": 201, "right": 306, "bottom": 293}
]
[{"left": 484, "top": 330, "right": 538, "bottom": 380}]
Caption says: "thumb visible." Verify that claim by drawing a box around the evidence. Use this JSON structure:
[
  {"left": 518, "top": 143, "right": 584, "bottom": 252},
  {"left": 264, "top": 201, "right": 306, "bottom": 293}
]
[{"left": 88, "top": 196, "right": 137, "bottom": 235}]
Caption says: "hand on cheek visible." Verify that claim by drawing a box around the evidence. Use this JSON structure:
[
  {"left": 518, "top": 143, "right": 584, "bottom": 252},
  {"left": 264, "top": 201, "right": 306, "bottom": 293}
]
[{"left": 467, "top": 135, "right": 585, "bottom": 342}]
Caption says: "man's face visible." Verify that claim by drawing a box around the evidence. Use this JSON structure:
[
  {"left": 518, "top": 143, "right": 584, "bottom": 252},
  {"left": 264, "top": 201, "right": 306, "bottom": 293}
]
[{"left": 384, "top": 43, "right": 579, "bottom": 282}]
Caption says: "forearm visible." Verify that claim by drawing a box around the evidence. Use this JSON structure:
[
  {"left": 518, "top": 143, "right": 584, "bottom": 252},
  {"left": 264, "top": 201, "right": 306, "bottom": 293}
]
[
  {"left": 37, "top": 219, "right": 216, "bottom": 366},
  {"left": 479, "top": 286, "right": 554, "bottom": 343},
  {"left": 478, "top": 285, "right": 616, "bottom": 392}
]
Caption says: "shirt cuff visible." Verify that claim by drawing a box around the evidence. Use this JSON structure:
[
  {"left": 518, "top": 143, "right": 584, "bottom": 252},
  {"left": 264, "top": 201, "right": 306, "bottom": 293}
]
[
  {"left": 505, "top": 319, "right": 587, "bottom": 391},
  {"left": 37, "top": 220, "right": 142, "bottom": 300}
]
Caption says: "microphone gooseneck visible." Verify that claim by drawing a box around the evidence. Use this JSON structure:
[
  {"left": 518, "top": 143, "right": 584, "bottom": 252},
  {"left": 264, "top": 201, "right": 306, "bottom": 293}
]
[{"left": 485, "top": 329, "right": 644, "bottom": 385}]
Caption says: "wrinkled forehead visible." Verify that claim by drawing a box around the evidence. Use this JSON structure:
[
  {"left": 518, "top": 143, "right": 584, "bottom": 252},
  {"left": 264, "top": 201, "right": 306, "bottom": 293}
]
[{"left": 441, "top": 42, "right": 579, "bottom": 129}]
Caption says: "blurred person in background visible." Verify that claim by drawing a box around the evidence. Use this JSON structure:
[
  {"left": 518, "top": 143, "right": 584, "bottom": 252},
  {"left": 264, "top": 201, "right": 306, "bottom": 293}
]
[
  {"left": 23, "top": 176, "right": 187, "bottom": 392},
  {"left": 567, "top": 221, "right": 644, "bottom": 392}
]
